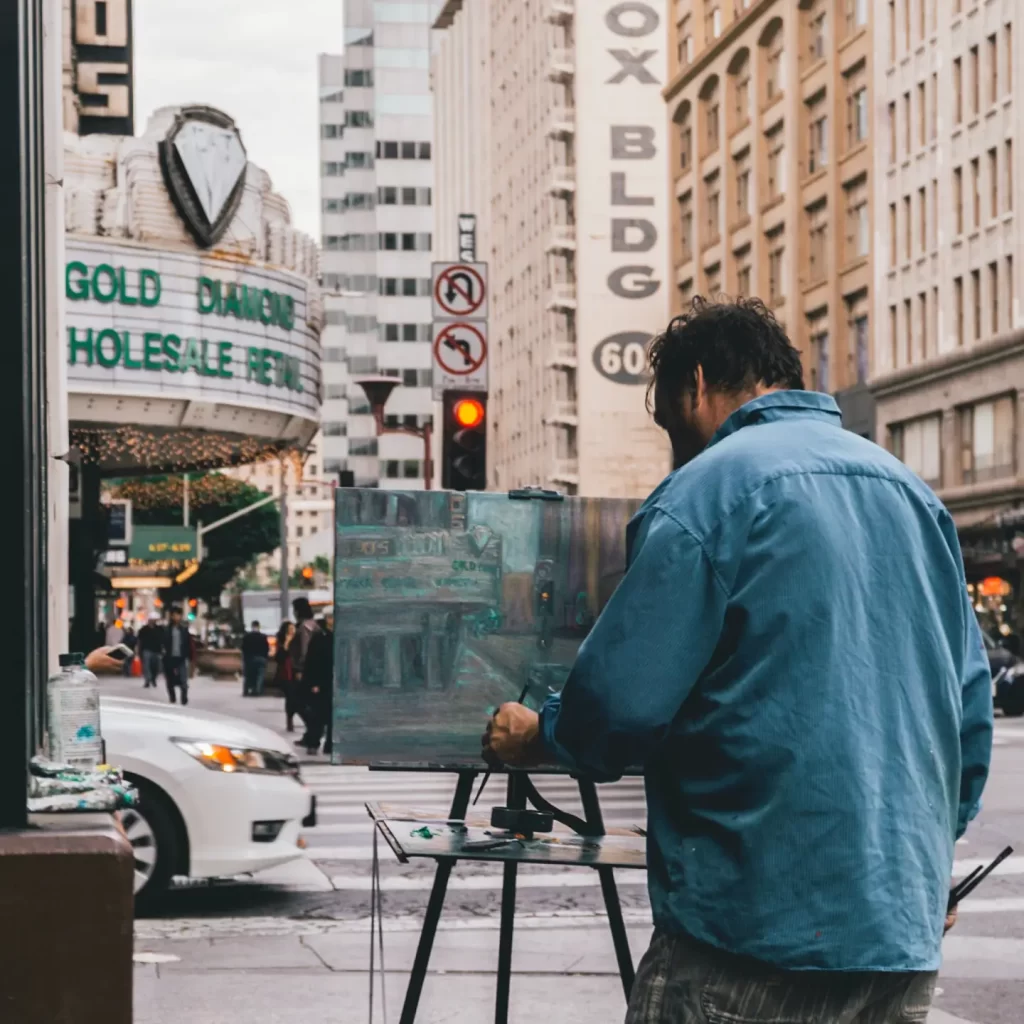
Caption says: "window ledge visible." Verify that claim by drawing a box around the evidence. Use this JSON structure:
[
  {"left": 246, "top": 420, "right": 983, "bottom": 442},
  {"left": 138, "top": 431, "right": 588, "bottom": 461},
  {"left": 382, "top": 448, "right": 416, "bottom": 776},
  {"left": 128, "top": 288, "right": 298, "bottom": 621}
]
[
  {"left": 800, "top": 57, "right": 827, "bottom": 83},
  {"left": 839, "top": 27, "right": 868, "bottom": 53},
  {"left": 842, "top": 141, "right": 869, "bottom": 163},
  {"left": 760, "top": 193, "right": 785, "bottom": 215},
  {"left": 802, "top": 166, "right": 828, "bottom": 188},
  {"left": 839, "top": 256, "right": 869, "bottom": 276},
  {"left": 802, "top": 274, "right": 828, "bottom": 295},
  {"left": 760, "top": 93, "right": 784, "bottom": 117},
  {"left": 701, "top": 235, "right": 722, "bottom": 253},
  {"left": 729, "top": 214, "right": 752, "bottom": 234}
]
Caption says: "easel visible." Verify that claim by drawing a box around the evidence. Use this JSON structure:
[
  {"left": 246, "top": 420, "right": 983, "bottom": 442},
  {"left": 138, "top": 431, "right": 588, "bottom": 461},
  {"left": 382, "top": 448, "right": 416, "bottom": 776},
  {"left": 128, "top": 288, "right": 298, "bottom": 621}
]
[{"left": 370, "top": 764, "right": 638, "bottom": 1024}]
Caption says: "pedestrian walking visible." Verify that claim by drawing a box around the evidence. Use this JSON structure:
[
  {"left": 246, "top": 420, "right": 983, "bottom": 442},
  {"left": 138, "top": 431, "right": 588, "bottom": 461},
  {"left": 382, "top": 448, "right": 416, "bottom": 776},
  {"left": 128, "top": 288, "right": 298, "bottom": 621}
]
[
  {"left": 302, "top": 611, "right": 334, "bottom": 756},
  {"left": 161, "top": 605, "right": 195, "bottom": 705},
  {"left": 275, "top": 620, "right": 299, "bottom": 731},
  {"left": 290, "top": 597, "right": 321, "bottom": 749},
  {"left": 137, "top": 614, "right": 163, "bottom": 688},
  {"left": 241, "top": 620, "right": 270, "bottom": 696},
  {"left": 484, "top": 298, "right": 994, "bottom": 1024},
  {"left": 120, "top": 625, "right": 137, "bottom": 677}
]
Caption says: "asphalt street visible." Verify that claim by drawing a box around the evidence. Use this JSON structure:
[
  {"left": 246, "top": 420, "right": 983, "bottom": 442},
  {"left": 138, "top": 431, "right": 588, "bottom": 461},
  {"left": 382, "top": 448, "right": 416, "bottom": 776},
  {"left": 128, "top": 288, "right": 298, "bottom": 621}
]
[{"left": 106, "top": 674, "right": 1024, "bottom": 1024}]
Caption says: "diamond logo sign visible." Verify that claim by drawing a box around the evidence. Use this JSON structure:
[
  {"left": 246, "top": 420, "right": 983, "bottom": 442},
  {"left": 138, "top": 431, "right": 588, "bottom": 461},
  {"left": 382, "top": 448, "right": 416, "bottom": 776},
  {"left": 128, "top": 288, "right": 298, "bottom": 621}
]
[{"left": 158, "top": 106, "right": 248, "bottom": 248}]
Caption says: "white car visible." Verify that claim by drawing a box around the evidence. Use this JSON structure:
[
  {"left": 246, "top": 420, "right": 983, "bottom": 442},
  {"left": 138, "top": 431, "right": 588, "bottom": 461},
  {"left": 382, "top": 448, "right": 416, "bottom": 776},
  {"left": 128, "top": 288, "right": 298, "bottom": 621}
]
[{"left": 100, "top": 696, "right": 315, "bottom": 910}]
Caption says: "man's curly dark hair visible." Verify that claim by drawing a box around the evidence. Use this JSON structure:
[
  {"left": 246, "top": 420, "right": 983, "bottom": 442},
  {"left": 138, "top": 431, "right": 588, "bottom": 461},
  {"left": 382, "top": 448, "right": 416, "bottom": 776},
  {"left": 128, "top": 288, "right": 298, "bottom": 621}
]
[{"left": 646, "top": 296, "right": 805, "bottom": 414}]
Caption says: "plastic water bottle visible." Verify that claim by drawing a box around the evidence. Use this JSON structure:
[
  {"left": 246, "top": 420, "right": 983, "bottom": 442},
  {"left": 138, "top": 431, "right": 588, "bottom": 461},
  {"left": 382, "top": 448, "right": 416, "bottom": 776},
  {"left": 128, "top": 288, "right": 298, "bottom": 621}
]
[{"left": 47, "top": 653, "right": 103, "bottom": 771}]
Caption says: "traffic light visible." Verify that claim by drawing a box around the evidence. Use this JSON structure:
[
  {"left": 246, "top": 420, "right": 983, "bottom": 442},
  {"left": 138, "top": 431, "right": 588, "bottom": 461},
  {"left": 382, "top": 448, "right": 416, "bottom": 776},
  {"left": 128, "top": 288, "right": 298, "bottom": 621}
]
[{"left": 442, "top": 393, "right": 487, "bottom": 491}]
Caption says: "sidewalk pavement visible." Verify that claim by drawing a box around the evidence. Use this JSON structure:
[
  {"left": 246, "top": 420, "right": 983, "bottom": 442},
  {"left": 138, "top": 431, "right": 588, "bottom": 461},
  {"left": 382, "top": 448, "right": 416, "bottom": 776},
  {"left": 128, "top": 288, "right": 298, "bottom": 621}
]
[{"left": 132, "top": 918, "right": 979, "bottom": 1024}]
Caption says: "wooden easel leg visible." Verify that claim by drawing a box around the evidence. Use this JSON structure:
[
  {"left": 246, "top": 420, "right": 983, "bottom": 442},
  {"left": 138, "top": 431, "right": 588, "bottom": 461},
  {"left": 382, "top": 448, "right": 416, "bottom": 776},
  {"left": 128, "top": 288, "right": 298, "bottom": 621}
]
[
  {"left": 398, "top": 771, "right": 476, "bottom": 1024},
  {"left": 577, "top": 778, "right": 635, "bottom": 1000}
]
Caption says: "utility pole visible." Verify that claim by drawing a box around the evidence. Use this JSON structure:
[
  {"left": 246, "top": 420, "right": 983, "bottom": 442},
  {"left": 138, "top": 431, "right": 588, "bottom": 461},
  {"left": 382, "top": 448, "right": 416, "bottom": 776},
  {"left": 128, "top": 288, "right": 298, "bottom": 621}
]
[
  {"left": 279, "top": 458, "right": 290, "bottom": 623},
  {"left": 183, "top": 472, "right": 190, "bottom": 527}
]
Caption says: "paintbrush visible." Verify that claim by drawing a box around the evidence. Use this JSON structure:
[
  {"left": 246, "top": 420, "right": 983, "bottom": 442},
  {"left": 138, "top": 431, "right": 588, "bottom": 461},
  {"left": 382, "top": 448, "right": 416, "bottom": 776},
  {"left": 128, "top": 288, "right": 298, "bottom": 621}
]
[
  {"left": 948, "top": 845, "right": 1014, "bottom": 911},
  {"left": 474, "top": 682, "right": 531, "bottom": 806}
]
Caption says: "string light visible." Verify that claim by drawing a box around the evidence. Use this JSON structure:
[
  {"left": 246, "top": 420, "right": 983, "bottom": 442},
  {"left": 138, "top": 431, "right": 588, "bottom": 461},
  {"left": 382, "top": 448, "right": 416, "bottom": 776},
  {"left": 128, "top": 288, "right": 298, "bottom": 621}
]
[{"left": 70, "top": 426, "right": 307, "bottom": 474}]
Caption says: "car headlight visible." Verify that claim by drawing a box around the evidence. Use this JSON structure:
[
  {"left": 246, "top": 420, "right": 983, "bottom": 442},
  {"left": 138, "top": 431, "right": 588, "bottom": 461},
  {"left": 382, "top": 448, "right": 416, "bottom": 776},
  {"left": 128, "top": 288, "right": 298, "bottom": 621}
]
[{"left": 172, "top": 739, "right": 300, "bottom": 777}]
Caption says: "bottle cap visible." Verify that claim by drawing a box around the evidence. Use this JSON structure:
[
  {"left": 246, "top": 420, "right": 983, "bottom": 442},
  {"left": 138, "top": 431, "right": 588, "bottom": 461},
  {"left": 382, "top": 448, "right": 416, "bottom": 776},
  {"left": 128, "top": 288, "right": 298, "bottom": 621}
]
[{"left": 59, "top": 653, "right": 85, "bottom": 667}]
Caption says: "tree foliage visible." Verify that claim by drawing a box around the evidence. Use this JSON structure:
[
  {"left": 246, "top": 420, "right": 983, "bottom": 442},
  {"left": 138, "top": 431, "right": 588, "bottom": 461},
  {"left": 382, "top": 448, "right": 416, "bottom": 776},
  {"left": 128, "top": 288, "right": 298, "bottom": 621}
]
[{"left": 111, "top": 474, "right": 280, "bottom": 601}]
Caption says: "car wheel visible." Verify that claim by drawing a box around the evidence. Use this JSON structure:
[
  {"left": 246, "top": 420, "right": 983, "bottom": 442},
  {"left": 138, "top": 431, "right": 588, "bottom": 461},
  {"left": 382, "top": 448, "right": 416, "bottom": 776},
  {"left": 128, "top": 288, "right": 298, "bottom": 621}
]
[{"left": 123, "top": 783, "right": 180, "bottom": 913}]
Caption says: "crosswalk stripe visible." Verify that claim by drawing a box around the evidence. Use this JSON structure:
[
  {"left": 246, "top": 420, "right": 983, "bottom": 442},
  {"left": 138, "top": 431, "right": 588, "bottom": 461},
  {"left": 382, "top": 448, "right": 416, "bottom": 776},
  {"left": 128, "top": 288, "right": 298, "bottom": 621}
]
[{"left": 952, "top": 856, "right": 1024, "bottom": 878}]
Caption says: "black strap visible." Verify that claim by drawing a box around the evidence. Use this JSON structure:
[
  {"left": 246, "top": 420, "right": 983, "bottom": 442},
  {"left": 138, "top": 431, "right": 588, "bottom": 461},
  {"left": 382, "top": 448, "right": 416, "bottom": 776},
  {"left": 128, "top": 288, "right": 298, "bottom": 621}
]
[{"left": 519, "top": 775, "right": 602, "bottom": 837}]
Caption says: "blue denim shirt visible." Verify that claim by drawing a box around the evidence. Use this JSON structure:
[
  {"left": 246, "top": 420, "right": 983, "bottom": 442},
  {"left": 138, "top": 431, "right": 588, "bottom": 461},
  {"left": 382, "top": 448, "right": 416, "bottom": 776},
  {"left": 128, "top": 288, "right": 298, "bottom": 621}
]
[{"left": 540, "top": 391, "right": 993, "bottom": 971}]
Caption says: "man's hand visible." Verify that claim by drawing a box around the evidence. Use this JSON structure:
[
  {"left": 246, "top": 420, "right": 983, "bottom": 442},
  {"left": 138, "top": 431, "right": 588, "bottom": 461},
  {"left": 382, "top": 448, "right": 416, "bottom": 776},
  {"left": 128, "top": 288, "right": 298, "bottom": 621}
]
[
  {"left": 945, "top": 906, "right": 958, "bottom": 935},
  {"left": 482, "top": 703, "right": 543, "bottom": 766},
  {"left": 85, "top": 647, "right": 125, "bottom": 675}
]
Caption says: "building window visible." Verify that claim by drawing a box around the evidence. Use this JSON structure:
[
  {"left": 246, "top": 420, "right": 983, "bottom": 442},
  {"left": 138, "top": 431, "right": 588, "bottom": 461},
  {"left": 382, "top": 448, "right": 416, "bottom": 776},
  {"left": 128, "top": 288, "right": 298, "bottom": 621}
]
[
  {"left": 917, "top": 291, "right": 927, "bottom": 362},
  {"left": 679, "top": 192, "right": 693, "bottom": 260},
  {"left": 1007, "top": 24, "right": 1014, "bottom": 94},
  {"left": 918, "top": 186, "right": 927, "bottom": 254},
  {"left": 969, "top": 44, "right": 980, "bottom": 117},
  {"left": 704, "top": 262, "right": 721, "bottom": 296},
  {"left": 1007, "top": 139, "right": 1014, "bottom": 212},
  {"left": 845, "top": 176, "right": 869, "bottom": 262},
  {"left": 845, "top": 62, "right": 868, "bottom": 150},
  {"left": 917, "top": 81, "right": 926, "bottom": 148},
  {"left": 930, "top": 73, "right": 938, "bottom": 140},
  {"left": 888, "top": 101, "right": 897, "bottom": 163},
  {"left": 954, "top": 167, "right": 963, "bottom": 235},
  {"left": 889, "top": 304, "right": 898, "bottom": 368},
  {"left": 971, "top": 157, "right": 980, "bottom": 228},
  {"left": 888, "top": 1, "right": 896, "bottom": 63},
  {"left": 765, "top": 29, "right": 785, "bottom": 103},
  {"left": 704, "top": 85, "right": 720, "bottom": 152},
  {"left": 806, "top": 0, "right": 828, "bottom": 64},
  {"left": 903, "top": 195, "right": 911, "bottom": 261},
  {"left": 989, "top": 147, "right": 998, "bottom": 219},
  {"left": 972, "top": 268, "right": 982, "bottom": 341},
  {"left": 736, "top": 245, "right": 752, "bottom": 297},
  {"left": 888, "top": 202, "right": 897, "bottom": 266},
  {"left": 851, "top": 312, "right": 869, "bottom": 383},
  {"left": 953, "top": 58, "right": 962, "bottom": 124},
  {"left": 990, "top": 261, "right": 1000, "bottom": 335},
  {"left": 846, "top": 0, "right": 868, "bottom": 36},
  {"left": 902, "top": 91, "right": 911, "bottom": 156},
  {"left": 904, "top": 298, "right": 913, "bottom": 365},
  {"left": 891, "top": 416, "right": 942, "bottom": 488},
  {"left": 767, "top": 230, "right": 785, "bottom": 304},
  {"left": 705, "top": 3, "right": 722, "bottom": 42},
  {"left": 988, "top": 33, "right": 998, "bottom": 106},
  {"left": 955, "top": 276, "right": 965, "bottom": 345},
  {"left": 766, "top": 124, "right": 785, "bottom": 199},
  {"left": 320, "top": 124, "right": 343, "bottom": 139},
  {"left": 959, "top": 396, "right": 1016, "bottom": 484},
  {"left": 734, "top": 149, "right": 751, "bottom": 221},
  {"left": 345, "top": 110, "right": 374, "bottom": 128},
  {"left": 1010, "top": 255, "right": 1017, "bottom": 327},
  {"left": 705, "top": 172, "right": 721, "bottom": 243},
  {"left": 807, "top": 201, "right": 828, "bottom": 282},
  {"left": 675, "top": 102, "right": 692, "bottom": 170},
  {"left": 807, "top": 95, "right": 828, "bottom": 173},
  {"left": 733, "top": 61, "right": 751, "bottom": 130},
  {"left": 809, "top": 325, "right": 829, "bottom": 393},
  {"left": 677, "top": 14, "right": 693, "bottom": 67}
]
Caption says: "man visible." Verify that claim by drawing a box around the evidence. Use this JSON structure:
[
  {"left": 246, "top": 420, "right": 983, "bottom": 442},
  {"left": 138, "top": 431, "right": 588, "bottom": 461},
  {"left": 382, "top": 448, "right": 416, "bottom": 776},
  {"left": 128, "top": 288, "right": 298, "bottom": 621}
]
[
  {"left": 241, "top": 620, "right": 270, "bottom": 697},
  {"left": 484, "top": 299, "right": 993, "bottom": 1023},
  {"left": 137, "top": 614, "right": 163, "bottom": 688},
  {"left": 302, "top": 611, "right": 334, "bottom": 756},
  {"left": 162, "top": 605, "right": 195, "bottom": 705},
  {"left": 290, "top": 597, "right": 321, "bottom": 748}
]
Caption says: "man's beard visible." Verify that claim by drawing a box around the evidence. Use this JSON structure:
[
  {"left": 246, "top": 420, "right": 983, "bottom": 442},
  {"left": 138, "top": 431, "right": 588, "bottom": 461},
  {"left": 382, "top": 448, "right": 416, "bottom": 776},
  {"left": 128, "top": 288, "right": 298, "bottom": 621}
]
[{"left": 670, "top": 422, "right": 708, "bottom": 470}]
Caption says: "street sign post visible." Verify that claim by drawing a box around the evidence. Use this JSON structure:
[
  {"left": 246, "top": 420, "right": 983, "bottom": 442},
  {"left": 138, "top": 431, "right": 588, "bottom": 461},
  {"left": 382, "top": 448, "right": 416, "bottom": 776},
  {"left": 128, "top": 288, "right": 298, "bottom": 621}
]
[
  {"left": 432, "top": 321, "right": 488, "bottom": 398},
  {"left": 431, "top": 261, "right": 488, "bottom": 321}
]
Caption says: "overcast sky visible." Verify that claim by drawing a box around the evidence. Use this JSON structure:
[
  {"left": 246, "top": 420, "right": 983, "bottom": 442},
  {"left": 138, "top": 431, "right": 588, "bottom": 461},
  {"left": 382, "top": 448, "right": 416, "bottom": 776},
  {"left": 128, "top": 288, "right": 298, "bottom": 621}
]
[{"left": 133, "top": 1, "right": 344, "bottom": 239}]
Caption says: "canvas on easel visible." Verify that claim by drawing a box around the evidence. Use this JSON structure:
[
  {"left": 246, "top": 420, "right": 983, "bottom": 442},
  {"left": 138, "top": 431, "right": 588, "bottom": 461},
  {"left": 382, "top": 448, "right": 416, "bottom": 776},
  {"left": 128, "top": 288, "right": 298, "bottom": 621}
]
[{"left": 330, "top": 488, "right": 642, "bottom": 765}]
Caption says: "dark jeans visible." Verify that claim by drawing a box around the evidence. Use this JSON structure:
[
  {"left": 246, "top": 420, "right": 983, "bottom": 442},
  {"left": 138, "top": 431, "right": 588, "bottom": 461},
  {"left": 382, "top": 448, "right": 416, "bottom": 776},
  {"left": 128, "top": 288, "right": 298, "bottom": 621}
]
[
  {"left": 164, "top": 657, "right": 189, "bottom": 704},
  {"left": 142, "top": 650, "right": 161, "bottom": 688},
  {"left": 243, "top": 656, "right": 267, "bottom": 696},
  {"left": 304, "top": 691, "right": 331, "bottom": 752},
  {"left": 625, "top": 931, "right": 937, "bottom": 1024}
]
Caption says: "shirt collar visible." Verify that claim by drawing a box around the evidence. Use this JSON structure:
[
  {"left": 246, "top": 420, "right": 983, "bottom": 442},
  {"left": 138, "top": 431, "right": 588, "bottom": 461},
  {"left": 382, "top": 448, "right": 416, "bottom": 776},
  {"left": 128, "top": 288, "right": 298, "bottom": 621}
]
[{"left": 707, "top": 390, "right": 842, "bottom": 450}]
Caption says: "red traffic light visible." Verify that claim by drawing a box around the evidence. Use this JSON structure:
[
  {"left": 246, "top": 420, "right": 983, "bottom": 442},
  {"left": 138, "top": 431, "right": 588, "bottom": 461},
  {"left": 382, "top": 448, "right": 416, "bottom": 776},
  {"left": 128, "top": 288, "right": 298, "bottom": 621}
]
[{"left": 453, "top": 398, "right": 485, "bottom": 429}]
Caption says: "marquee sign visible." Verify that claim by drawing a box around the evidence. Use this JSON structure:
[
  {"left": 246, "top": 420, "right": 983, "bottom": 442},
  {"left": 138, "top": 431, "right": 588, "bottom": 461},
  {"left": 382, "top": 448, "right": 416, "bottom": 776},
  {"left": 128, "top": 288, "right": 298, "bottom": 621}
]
[{"left": 64, "top": 238, "right": 321, "bottom": 422}]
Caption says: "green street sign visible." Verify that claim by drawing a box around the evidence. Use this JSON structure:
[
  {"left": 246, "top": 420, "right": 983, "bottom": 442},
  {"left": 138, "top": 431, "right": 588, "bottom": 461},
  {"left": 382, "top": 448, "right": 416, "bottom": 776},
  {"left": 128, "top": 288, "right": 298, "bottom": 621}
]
[{"left": 129, "top": 525, "right": 198, "bottom": 563}]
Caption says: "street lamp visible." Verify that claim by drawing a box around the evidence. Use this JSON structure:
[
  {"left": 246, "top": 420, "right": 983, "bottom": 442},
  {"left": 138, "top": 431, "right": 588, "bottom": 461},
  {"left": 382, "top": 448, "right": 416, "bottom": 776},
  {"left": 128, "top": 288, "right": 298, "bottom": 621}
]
[{"left": 354, "top": 376, "right": 434, "bottom": 490}]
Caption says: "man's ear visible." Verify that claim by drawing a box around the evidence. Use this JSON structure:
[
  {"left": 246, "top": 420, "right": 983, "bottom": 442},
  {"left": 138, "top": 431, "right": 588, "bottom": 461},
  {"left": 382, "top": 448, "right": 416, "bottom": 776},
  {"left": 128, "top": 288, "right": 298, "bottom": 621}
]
[{"left": 693, "top": 364, "right": 707, "bottom": 411}]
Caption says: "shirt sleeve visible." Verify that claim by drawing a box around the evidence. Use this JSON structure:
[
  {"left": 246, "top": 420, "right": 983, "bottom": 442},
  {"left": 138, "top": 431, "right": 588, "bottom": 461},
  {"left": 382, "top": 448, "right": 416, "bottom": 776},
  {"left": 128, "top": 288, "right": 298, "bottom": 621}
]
[
  {"left": 538, "top": 508, "right": 729, "bottom": 780},
  {"left": 957, "top": 600, "right": 994, "bottom": 839}
]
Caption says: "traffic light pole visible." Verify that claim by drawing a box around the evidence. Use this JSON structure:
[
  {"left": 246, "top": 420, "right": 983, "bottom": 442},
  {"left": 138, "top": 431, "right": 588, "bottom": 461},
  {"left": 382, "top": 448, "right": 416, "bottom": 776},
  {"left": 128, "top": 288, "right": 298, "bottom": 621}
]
[{"left": 371, "top": 409, "right": 433, "bottom": 491}]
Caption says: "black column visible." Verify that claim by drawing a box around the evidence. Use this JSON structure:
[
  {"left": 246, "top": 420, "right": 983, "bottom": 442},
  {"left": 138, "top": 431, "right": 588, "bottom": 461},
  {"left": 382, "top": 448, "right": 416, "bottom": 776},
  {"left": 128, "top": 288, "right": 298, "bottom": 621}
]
[
  {"left": 0, "top": 0, "right": 48, "bottom": 829},
  {"left": 69, "top": 464, "right": 104, "bottom": 656}
]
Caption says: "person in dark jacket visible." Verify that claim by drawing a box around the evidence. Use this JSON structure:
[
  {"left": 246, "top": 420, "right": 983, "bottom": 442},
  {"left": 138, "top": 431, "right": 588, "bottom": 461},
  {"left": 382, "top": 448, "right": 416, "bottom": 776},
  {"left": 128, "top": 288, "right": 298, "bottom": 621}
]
[
  {"left": 162, "top": 606, "right": 195, "bottom": 705},
  {"left": 137, "top": 615, "right": 163, "bottom": 688},
  {"left": 290, "top": 597, "right": 321, "bottom": 748},
  {"left": 241, "top": 620, "right": 270, "bottom": 696},
  {"left": 275, "top": 620, "right": 299, "bottom": 731},
  {"left": 302, "top": 611, "right": 334, "bottom": 756}
]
